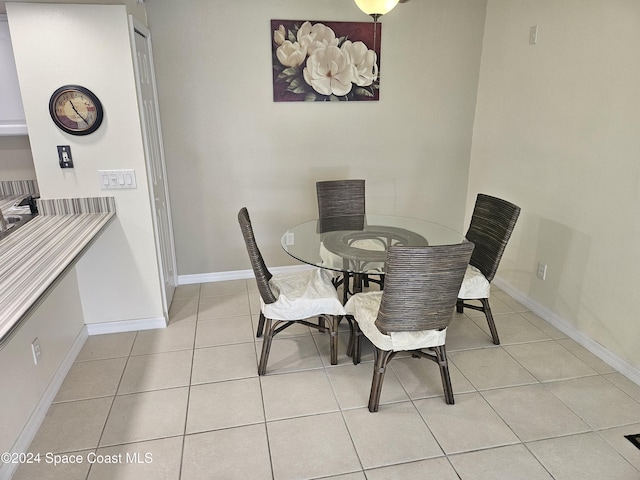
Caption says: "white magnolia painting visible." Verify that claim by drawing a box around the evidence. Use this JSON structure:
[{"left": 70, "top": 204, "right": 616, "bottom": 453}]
[{"left": 271, "top": 20, "right": 382, "bottom": 102}]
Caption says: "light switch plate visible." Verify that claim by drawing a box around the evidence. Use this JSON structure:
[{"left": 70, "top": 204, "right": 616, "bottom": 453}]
[
  {"left": 58, "top": 145, "right": 73, "bottom": 168},
  {"left": 98, "top": 169, "right": 137, "bottom": 190}
]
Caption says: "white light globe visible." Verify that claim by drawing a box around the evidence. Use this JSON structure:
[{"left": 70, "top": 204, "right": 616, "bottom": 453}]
[{"left": 354, "top": 0, "right": 400, "bottom": 16}]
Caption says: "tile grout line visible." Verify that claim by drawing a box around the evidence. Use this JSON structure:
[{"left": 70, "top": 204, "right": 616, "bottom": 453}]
[
  {"left": 318, "top": 329, "right": 367, "bottom": 477},
  {"left": 175, "top": 287, "right": 201, "bottom": 480},
  {"left": 249, "top": 278, "right": 277, "bottom": 480},
  {"left": 84, "top": 330, "right": 139, "bottom": 480}
]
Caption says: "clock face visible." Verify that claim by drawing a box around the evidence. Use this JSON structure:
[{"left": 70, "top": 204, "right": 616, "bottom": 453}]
[{"left": 49, "top": 85, "right": 103, "bottom": 135}]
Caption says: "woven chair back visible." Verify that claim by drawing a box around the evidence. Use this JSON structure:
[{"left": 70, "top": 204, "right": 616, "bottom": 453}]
[
  {"left": 375, "top": 243, "right": 474, "bottom": 333},
  {"left": 465, "top": 194, "right": 521, "bottom": 283},
  {"left": 316, "top": 179, "right": 365, "bottom": 218},
  {"left": 237, "top": 207, "right": 277, "bottom": 304}
]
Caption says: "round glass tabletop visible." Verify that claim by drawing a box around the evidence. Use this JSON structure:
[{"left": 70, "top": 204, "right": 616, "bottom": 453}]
[{"left": 282, "top": 214, "right": 466, "bottom": 275}]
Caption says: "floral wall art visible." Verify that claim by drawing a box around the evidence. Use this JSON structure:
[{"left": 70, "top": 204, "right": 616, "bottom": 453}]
[{"left": 271, "top": 20, "right": 382, "bottom": 102}]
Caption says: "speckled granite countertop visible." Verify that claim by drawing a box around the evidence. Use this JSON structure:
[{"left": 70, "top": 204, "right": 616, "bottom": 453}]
[{"left": 0, "top": 197, "right": 116, "bottom": 347}]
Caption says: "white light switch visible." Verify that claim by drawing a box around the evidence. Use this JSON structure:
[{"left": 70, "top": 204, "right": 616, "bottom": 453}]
[{"left": 99, "top": 169, "right": 137, "bottom": 190}]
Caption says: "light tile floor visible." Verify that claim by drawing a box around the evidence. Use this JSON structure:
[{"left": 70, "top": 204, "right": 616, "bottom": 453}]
[{"left": 13, "top": 280, "right": 640, "bottom": 480}]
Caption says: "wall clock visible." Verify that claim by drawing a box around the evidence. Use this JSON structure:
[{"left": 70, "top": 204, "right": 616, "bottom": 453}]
[{"left": 49, "top": 85, "right": 104, "bottom": 135}]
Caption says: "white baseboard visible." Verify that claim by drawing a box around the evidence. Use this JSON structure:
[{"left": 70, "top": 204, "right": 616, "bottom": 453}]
[
  {"left": 178, "top": 269, "right": 254, "bottom": 284},
  {"left": 85, "top": 316, "right": 167, "bottom": 335},
  {"left": 178, "top": 264, "right": 312, "bottom": 285},
  {"left": 493, "top": 277, "right": 640, "bottom": 387},
  {"left": 0, "top": 327, "right": 89, "bottom": 480}
]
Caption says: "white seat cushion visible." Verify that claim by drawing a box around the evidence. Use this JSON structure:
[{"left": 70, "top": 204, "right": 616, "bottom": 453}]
[
  {"left": 351, "top": 238, "right": 385, "bottom": 252},
  {"left": 350, "top": 238, "right": 385, "bottom": 272},
  {"left": 319, "top": 241, "right": 385, "bottom": 274},
  {"left": 261, "top": 269, "right": 346, "bottom": 321},
  {"left": 344, "top": 291, "right": 446, "bottom": 352},
  {"left": 458, "top": 265, "right": 491, "bottom": 299},
  {"left": 319, "top": 242, "right": 345, "bottom": 272}
]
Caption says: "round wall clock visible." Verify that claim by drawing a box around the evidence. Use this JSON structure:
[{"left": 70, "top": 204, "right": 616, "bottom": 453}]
[{"left": 49, "top": 85, "right": 104, "bottom": 135}]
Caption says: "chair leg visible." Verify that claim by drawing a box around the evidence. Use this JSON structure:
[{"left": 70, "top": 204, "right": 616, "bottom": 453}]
[
  {"left": 328, "top": 316, "right": 338, "bottom": 365},
  {"left": 339, "top": 256, "right": 353, "bottom": 303},
  {"left": 256, "top": 312, "right": 265, "bottom": 338},
  {"left": 342, "top": 273, "right": 351, "bottom": 304},
  {"left": 368, "top": 349, "right": 393, "bottom": 412},
  {"left": 353, "top": 273, "right": 364, "bottom": 294},
  {"left": 258, "top": 318, "right": 275, "bottom": 375},
  {"left": 433, "top": 345, "right": 455, "bottom": 405},
  {"left": 346, "top": 317, "right": 354, "bottom": 358},
  {"left": 349, "top": 320, "right": 363, "bottom": 365},
  {"left": 481, "top": 298, "right": 500, "bottom": 345},
  {"left": 354, "top": 330, "right": 361, "bottom": 365},
  {"left": 318, "top": 316, "right": 326, "bottom": 333}
]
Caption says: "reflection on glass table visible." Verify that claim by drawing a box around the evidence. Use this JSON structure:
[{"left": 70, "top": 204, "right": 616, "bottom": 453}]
[{"left": 282, "top": 214, "right": 467, "bottom": 296}]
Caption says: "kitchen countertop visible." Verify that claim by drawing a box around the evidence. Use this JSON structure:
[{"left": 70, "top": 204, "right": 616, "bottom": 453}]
[
  {"left": 0, "top": 194, "right": 28, "bottom": 212},
  {"left": 0, "top": 197, "right": 115, "bottom": 347},
  {"left": 0, "top": 194, "right": 35, "bottom": 241}
]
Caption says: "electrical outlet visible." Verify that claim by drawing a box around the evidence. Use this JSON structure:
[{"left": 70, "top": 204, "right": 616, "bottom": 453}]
[
  {"left": 284, "top": 232, "right": 295, "bottom": 245},
  {"left": 537, "top": 262, "right": 547, "bottom": 280},
  {"left": 31, "top": 338, "right": 42, "bottom": 365},
  {"left": 529, "top": 25, "right": 538, "bottom": 45}
]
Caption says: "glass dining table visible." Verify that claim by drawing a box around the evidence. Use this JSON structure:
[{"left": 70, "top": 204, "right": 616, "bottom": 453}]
[{"left": 281, "top": 214, "right": 467, "bottom": 298}]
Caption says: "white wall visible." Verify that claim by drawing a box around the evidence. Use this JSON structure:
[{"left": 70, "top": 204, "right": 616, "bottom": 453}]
[
  {"left": 0, "top": 9, "right": 33, "bottom": 177},
  {"left": 0, "top": 136, "right": 35, "bottom": 180},
  {"left": 0, "top": 267, "right": 84, "bottom": 462},
  {"left": 146, "top": 0, "right": 487, "bottom": 276},
  {"left": 6, "top": 3, "right": 164, "bottom": 325},
  {"left": 0, "top": 0, "right": 147, "bottom": 23},
  {"left": 469, "top": 0, "right": 640, "bottom": 371}
]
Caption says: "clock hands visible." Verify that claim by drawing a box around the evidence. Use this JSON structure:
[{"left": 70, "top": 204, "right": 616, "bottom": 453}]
[
  {"left": 68, "top": 100, "right": 90, "bottom": 125},
  {"left": 51, "top": 86, "right": 103, "bottom": 135}
]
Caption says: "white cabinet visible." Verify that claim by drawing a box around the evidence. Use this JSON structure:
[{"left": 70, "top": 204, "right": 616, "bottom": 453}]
[{"left": 0, "top": 14, "right": 27, "bottom": 136}]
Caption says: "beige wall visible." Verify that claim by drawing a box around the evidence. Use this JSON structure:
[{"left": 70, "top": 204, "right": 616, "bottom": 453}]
[
  {"left": 0, "top": 136, "right": 35, "bottom": 180},
  {"left": 469, "top": 0, "right": 640, "bottom": 371},
  {"left": 146, "top": 0, "right": 487, "bottom": 275},
  {"left": 0, "top": 267, "right": 84, "bottom": 459},
  {"left": 7, "top": 2, "right": 164, "bottom": 324},
  {"left": 0, "top": 0, "right": 146, "bottom": 23}
]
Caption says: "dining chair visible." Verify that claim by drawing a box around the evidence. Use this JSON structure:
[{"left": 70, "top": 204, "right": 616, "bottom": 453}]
[
  {"left": 237, "top": 207, "right": 346, "bottom": 374},
  {"left": 316, "top": 179, "right": 383, "bottom": 302},
  {"left": 345, "top": 242, "right": 474, "bottom": 411},
  {"left": 457, "top": 193, "right": 521, "bottom": 345},
  {"left": 316, "top": 179, "right": 366, "bottom": 218}
]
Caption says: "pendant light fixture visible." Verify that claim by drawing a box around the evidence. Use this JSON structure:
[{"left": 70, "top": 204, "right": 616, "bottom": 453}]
[{"left": 354, "top": 0, "right": 400, "bottom": 22}]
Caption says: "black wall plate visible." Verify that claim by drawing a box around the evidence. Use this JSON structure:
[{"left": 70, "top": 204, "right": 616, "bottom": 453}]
[{"left": 57, "top": 145, "right": 73, "bottom": 168}]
